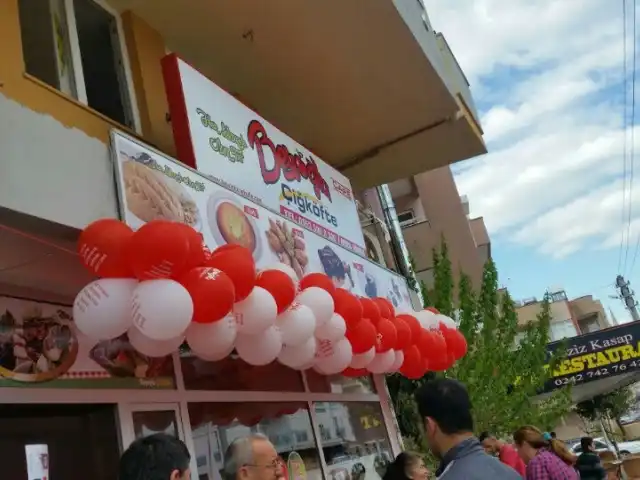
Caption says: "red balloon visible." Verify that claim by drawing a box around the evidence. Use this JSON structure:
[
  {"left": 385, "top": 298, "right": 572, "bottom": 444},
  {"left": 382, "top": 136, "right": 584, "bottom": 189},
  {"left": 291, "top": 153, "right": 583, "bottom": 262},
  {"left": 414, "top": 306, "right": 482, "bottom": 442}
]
[
  {"left": 127, "top": 221, "right": 191, "bottom": 280},
  {"left": 345, "top": 318, "right": 377, "bottom": 354},
  {"left": 425, "top": 306, "right": 439, "bottom": 314},
  {"left": 400, "top": 345, "right": 424, "bottom": 379},
  {"left": 206, "top": 247, "right": 256, "bottom": 302},
  {"left": 429, "top": 351, "right": 455, "bottom": 372},
  {"left": 334, "top": 289, "right": 363, "bottom": 329},
  {"left": 256, "top": 269, "right": 295, "bottom": 313},
  {"left": 396, "top": 314, "right": 421, "bottom": 343},
  {"left": 441, "top": 326, "right": 468, "bottom": 360},
  {"left": 393, "top": 317, "right": 412, "bottom": 350},
  {"left": 373, "top": 298, "right": 391, "bottom": 319},
  {"left": 176, "top": 224, "right": 209, "bottom": 271},
  {"left": 78, "top": 219, "right": 134, "bottom": 278},
  {"left": 211, "top": 243, "right": 252, "bottom": 261},
  {"left": 179, "top": 267, "right": 235, "bottom": 323},
  {"left": 342, "top": 367, "right": 369, "bottom": 377},
  {"left": 300, "top": 273, "right": 336, "bottom": 298},
  {"left": 375, "top": 318, "right": 398, "bottom": 353},
  {"left": 417, "top": 329, "right": 448, "bottom": 364},
  {"left": 381, "top": 298, "right": 396, "bottom": 318},
  {"left": 360, "top": 297, "right": 381, "bottom": 325}
]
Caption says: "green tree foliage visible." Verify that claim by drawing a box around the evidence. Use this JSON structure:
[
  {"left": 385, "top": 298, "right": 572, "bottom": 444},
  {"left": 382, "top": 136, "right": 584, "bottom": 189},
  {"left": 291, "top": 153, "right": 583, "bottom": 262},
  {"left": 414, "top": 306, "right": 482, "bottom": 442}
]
[
  {"left": 576, "top": 387, "right": 635, "bottom": 440},
  {"left": 387, "top": 238, "right": 572, "bottom": 449}
]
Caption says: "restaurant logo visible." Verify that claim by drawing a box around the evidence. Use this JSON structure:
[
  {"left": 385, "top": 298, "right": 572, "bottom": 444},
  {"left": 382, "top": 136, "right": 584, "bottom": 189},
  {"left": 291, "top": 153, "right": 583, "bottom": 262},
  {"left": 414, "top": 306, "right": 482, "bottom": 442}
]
[
  {"left": 247, "top": 119, "right": 331, "bottom": 202},
  {"left": 280, "top": 184, "right": 338, "bottom": 227}
]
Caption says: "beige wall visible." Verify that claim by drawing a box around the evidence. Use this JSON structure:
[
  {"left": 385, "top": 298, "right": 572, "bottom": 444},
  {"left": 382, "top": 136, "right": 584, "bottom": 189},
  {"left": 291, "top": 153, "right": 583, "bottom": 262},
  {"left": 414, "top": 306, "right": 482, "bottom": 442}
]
[
  {"left": 409, "top": 166, "right": 485, "bottom": 289},
  {"left": 516, "top": 300, "right": 573, "bottom": 328},
  {"left": 570, "top": 296, "right": 610, "bottom": 330}
]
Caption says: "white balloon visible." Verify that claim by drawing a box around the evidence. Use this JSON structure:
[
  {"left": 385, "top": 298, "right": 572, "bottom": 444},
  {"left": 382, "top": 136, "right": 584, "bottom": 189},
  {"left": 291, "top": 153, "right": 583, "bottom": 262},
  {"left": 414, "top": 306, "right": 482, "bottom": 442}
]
[
  {"left": 131, "top": 280, "right": 194, "bottom": 341},
  {"left": 73, "top": 278, "right": 138, "bottom": 340},
  {"left": 296, "top": 287, "right": 334, "bottom": 327},
  {"left": 233, "top": 287, "right": 277, "bottom": 334},
  {"left": 388, "top": 350, "right": 405, "bottom": 373},
  {"left": 278, "top": 336, "right": 317, "bottom": 369},
  {"left": 350, "top": 347, "right": 375, "bottom": 369},
  {"left": 314, "top": 338, "right": 353, "bottom": 375},
  {"left": 277, "top": 303, "right": 316, "bottom": 346},
  {"left": 315, "top": 313, "right": 346, "bottom": 341},
  {"left": 127, "top": 327, "right": 184, "bottom": 357},
  {"left": 436, "top": 314, "right": 456, "bottom": 329},
  {"left": 187, "top": 315, "right": 237, "bottom": 361},
  {"left": 415, "top": 310, "right": 438, "bottom": 331},
  {"left": 367, "top": 350, "right": 396, "bottom": 374},
  {"left": 235, "top": 326, "right": 283, "bottom": 366},
  {"left": 263, "top": 263, "right": 299, "bottom": 289}
]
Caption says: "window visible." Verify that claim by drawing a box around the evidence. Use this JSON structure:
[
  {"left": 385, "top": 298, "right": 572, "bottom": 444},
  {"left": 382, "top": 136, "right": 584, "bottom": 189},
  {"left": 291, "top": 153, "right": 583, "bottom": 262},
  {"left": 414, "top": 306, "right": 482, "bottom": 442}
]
[
  {"left": 550, "top": 291, "right": 568, "bottom": 302},
  {"left": 315, "top": 402, "right": 392, "bottom": 480},
  {"left": 18, "top": 0, "right": 136, "bottom": 128},
  {"left": 550, "top": 320, "right": 578, "bottom": 341},
  {"left": 397, "top": 210, "right": 415, "bottom": 226},
  {"left": 189, "top": 402, "right": 323, "bottom": 480},
  {"left": 305, "top": 371, "right": 376, "bottom": 394}
]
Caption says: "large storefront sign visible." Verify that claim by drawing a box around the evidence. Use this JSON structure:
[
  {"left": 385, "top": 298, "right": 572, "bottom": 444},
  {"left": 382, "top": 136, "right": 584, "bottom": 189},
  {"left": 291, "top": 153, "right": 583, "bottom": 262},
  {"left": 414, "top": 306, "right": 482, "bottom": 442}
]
[
  {"left": 111, "top": 131, "right": 413, "bottom": 311},
  {"left": 0, "top": 295, "right": 174, "bottom": 389},
  {"left": 162, "top": 54, "right": 366, "bottom": 255},
  {"left": 544, "top": 322, "right": 640, "bottom": 391}
]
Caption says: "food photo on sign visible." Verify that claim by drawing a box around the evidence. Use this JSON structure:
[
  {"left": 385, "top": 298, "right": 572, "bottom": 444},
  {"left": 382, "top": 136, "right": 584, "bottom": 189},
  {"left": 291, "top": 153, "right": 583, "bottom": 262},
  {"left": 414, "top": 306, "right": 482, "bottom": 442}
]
[{"left": 543, "top": 322, "right": 640, "bottom": 392}]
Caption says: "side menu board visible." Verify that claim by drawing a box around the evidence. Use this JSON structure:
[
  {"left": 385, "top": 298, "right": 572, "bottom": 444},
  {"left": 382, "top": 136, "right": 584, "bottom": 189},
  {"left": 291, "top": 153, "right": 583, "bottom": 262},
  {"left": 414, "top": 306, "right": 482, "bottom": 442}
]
[{"left": 111, "top": 131, "right": 412, "bottom": 311}]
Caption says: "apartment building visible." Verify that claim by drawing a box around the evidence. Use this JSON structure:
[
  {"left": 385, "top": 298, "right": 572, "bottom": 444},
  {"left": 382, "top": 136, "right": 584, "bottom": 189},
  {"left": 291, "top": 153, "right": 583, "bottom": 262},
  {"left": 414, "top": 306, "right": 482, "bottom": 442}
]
[
  {"left": 0, "top": 0, "right": 486, "bottom": 478},
  {"left": 516, "top": 288, "right": 611, "bottom": 341}
]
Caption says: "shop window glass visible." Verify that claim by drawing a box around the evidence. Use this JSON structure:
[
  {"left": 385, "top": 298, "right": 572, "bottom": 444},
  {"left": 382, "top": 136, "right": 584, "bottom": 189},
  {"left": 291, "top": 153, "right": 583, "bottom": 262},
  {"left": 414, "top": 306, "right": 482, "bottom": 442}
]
[
  {"left": 181, "top": 353, "right": 305, "bottom": 391},
  {"left": 132, "top": 410, "right": 179, "bottom": 439},
  {"left": 189, "top": 402, "right": 322, "bottom": 480},
  {"left": 314, "top": 402, "right": 392, "bottom": 480},
  {"left": 306, "top": 370, "right": 376, "bottom": 394}
]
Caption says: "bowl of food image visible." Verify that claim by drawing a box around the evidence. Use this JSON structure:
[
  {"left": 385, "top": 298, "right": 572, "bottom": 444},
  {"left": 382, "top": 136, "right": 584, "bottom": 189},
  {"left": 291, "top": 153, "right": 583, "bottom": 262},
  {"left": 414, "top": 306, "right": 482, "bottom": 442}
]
[
  {"left": 207, "top": 190, "right": 262, "bottom": 260},
  {"left": 120, "top": 150, "right": 201, "bottom": 230}
]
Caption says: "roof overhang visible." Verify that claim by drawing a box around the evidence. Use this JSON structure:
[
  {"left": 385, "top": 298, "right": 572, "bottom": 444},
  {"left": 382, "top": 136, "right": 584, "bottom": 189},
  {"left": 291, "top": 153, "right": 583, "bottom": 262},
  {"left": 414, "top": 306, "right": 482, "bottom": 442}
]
[{"left": 109, "top": 0, "right": 486, "bottom": 188}]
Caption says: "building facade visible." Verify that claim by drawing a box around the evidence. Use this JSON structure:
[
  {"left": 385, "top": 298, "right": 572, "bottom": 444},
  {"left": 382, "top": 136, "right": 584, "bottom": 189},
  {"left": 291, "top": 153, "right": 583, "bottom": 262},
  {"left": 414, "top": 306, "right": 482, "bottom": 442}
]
[
  {"left": 515, "top": 288, "right": 611, "bottom": 342},
  {"left": 0, "top": 0, "right": 485, "bottom": 478}
]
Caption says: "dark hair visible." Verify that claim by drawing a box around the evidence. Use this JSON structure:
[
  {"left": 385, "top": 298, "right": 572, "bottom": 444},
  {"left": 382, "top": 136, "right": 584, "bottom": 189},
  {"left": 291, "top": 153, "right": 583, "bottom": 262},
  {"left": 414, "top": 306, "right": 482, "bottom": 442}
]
[
  {"left": 551, "top": 432, "right": 557, "bottom": 439},
  {"left": 414, "top": 378, "right": 473, "bottom": 434},
  {"left": 513, "top": 426, "right": 574, "bottom": 465},
  {"left": 383, "top": 452, "right": 423, "bottom": 480},
  {"left": 478, "top": 432, "right": 490, "bottom": 443},
  {"left": 580, "top": 436, "right": 593, "bottom": 452},
  {"left": 119, "top": 433, "right": 191, "bottom": 480}
]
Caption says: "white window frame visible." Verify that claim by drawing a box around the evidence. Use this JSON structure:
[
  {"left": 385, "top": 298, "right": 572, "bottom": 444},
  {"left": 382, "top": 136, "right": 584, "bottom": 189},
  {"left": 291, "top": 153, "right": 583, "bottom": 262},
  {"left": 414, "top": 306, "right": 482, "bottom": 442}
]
[
  {"left": 55, "top": 0, "right": 141, "bottom": 132},
  {"left": 397, "top": 209, "right": 416, "bottom": 226},
  {"left": 0, "top": 351, "right": 400, "bottom": 480}
]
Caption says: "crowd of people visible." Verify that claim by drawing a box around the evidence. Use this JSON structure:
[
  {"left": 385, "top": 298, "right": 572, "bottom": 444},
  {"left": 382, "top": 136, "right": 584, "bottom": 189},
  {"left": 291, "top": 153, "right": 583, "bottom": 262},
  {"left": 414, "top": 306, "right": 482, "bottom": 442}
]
[{"left": 114, "top": 378, "right": 609, "bottom": 480}]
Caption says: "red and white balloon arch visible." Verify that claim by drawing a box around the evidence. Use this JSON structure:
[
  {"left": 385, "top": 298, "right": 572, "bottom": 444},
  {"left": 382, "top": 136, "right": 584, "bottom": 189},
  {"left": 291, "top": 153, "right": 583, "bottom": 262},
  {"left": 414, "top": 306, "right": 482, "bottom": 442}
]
[{"left": 73, "top": 218, "right": 468, "bottom": 378}]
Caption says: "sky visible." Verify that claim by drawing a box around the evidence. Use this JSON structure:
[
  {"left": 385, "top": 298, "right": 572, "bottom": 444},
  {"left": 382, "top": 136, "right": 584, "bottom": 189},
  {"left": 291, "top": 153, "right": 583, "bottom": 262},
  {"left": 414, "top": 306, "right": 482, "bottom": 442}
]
[{"left": 423, "top": 0, "right": 639, "bottom": 323}]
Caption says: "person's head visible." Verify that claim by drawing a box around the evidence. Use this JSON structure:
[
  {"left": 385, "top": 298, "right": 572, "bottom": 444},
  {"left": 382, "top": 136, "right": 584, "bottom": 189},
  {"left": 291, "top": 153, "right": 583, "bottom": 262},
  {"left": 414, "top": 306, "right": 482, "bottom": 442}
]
[
  {"left": 513, "top": 426, "right": 573, "bottom": 465},
  {"left": 414, "top": 378, "right": 474, "bottom": 458},
  {"left": 222, "top": 434, "right": 284, "bottom": 480},
  {"left": 550, "top": 432, "right": 557, "bottom": 439},
  {"left": 478, "top": 432, "right": 502, "bottom": 455},
  {"left": 382, "top": 452, "right": 429, "bottom": 480},
  {"left": 581, "top": 437, "right": 595, "bottom": 453},
  {"left": 118, "top": 433, "right": 191, "bottom": 480}
]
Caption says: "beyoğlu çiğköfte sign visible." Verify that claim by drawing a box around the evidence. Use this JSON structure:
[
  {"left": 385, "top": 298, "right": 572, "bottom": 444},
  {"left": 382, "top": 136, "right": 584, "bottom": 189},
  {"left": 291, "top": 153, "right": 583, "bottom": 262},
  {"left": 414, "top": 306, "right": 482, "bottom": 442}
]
[{"left": 544, "top": 322, "right": 640, "bottom": 391}]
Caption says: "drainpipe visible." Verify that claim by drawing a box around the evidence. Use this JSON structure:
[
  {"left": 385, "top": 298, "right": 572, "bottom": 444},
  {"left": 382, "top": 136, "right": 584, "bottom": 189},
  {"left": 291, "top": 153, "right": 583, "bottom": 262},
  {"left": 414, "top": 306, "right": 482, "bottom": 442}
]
[{"left": 376, "top": 185, "right": 423, "bottom": 305}]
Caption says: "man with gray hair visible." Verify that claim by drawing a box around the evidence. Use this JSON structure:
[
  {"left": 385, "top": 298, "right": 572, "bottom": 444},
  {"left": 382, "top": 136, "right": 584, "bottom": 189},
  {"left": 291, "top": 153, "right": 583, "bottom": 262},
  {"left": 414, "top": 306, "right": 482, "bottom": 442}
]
[{"left": 222, "top": 434, "right": 285, "bottom": 480}]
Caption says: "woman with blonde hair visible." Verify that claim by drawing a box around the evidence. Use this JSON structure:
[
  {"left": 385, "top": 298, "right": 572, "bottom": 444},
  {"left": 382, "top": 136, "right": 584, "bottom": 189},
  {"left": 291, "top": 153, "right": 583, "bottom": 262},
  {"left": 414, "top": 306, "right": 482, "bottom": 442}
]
[{"left": 513, "top": 426, "right": 578, "bottom": 480}]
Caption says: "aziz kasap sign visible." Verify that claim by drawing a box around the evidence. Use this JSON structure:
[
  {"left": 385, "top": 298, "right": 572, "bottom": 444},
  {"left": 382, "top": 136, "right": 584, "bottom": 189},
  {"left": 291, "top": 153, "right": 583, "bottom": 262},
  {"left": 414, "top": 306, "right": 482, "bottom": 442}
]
[{"left": 543, "top": 322, "right": 640, "bottom": 392}]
